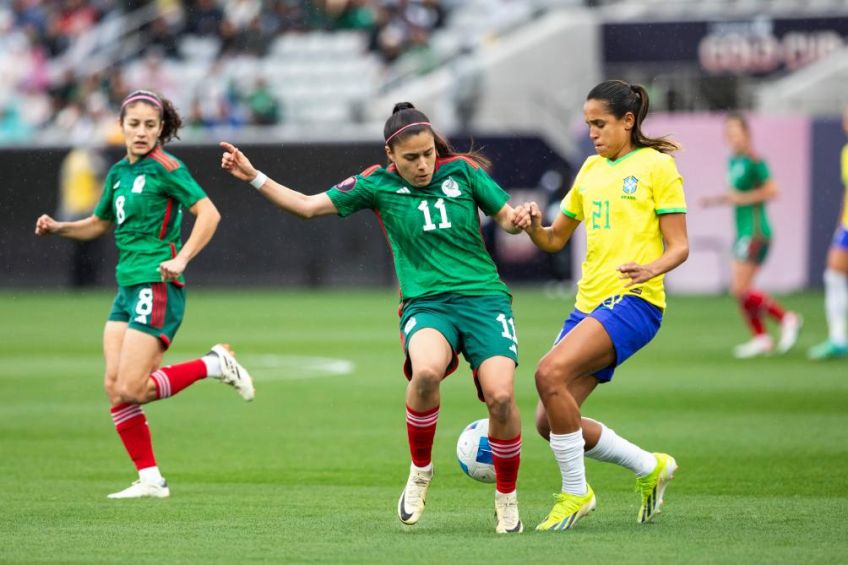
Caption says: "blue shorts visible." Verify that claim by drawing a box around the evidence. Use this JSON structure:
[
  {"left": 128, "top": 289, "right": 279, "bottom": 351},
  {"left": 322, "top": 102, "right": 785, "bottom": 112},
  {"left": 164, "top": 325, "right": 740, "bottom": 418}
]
[
  {"left": 554, "top": 295, "right": 663, "bottom": 382},
  {"left": 833, "top": 226, "right": 848, "bottom": 250}
]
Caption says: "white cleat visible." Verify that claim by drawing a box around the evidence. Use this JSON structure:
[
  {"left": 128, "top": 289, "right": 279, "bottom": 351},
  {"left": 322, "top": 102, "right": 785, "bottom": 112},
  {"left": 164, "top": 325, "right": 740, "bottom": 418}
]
[
  {"left": 495, "top": 491, "right": 523, "bottom": 534},
  {"left": 209, "top": 344, "right": 255, "bottom": 401},
  {"left": 733, "top": 334, "right": 773, "bottom": 359},
  {"left": 397, "top": 465, "right": 433, "bottom": 525},
  {"left": 777, "top": 312, "right": 803, "bottom": 354},
  {"left": 107, "top": 479, "right": 170, "bottom": 499}
]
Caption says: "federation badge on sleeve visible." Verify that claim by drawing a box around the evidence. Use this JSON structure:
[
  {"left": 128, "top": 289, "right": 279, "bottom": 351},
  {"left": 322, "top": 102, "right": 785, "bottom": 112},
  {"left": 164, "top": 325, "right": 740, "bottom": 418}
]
[
  {"left": 622, "top": 175, "right": 638, "bottom": 195},
  {"left": 335, "top": 175, "right": 358, "bottom": 192}
]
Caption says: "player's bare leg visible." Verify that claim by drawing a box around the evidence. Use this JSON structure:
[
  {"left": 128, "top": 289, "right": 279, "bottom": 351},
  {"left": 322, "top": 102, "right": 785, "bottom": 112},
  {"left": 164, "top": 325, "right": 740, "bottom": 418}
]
[
  {"left": 398, "top": 329, "right": 451, "bottom": 525},
  {"left": 478, "top": 356, "right": 522, "bottom": 533}
]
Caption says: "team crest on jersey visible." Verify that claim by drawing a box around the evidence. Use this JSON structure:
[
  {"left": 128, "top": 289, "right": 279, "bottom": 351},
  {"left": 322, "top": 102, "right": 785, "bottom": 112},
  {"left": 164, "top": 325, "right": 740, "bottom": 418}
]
[
  {"left": 335, "top": 175, "right": 358, "bottom": 193},
  {"left": 622, "top": 175, "right": 638, "bottom": 195},
  {"left": 441, "top": 177, "right": 461, "bottom": 197},
  {"left": 132, "top": 175, "right": 146, "bottom": 193}
]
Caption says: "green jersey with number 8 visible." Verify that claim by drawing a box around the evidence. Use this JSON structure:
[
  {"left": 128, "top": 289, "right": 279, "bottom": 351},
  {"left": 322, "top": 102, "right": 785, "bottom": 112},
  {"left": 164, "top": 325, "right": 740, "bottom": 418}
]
[
  {"left": 94, "top": 146, "right": 207, "bottom": 287},
  {"left": 327, "top": 156, "right": 511, "bottom": 301}
]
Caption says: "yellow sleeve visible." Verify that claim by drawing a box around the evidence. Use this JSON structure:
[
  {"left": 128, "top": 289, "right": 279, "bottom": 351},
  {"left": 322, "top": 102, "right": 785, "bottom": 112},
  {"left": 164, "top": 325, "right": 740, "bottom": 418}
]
[
  {"left": 560, "top": 161, "right": 587, "bottom": 221},
  {"left": 653, "top": 154, "right": 687, "bottom": 214},
  {"left": 841, "top": 145, "right": 848, "bottom": 187}
]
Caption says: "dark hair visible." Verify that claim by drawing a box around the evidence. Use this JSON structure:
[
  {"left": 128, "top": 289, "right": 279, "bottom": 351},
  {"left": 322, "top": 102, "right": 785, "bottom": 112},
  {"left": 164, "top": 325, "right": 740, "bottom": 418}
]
[
  {"left": 119, "top": 89, "right": 183, "bottom": 145},
  {"left": 383, "top": 102, "right": 491, "bottom": 170},
  {"left": 587, "top": 80, "right": 678, "bottom": 154}
]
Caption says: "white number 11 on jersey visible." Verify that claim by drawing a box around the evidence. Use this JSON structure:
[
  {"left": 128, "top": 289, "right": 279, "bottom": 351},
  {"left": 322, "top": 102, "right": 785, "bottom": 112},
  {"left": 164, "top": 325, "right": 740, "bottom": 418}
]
[{"left": 418, "top": 198, "right": 452, "bottom": 231}]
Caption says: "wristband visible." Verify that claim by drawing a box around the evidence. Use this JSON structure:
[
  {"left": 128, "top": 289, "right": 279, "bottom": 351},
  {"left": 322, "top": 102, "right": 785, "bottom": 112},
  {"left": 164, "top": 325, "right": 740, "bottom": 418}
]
[{"left": 250, "top": 171, "right": 268, "bottom": 190}]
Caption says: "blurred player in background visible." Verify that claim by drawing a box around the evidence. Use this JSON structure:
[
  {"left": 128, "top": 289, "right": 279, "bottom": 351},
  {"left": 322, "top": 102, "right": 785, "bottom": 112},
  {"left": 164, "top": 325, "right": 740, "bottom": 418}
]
[
  {"left": 221, "top": 102, "right": 528, "bottom": 534},
  {"left": 701, "top": 113, "right": 801, "bottom": 358},
  {"left": 35, "top": 89, "right": 255, "bottom": 499},
  {"left": 808, "top": 107, "right": 848, "bottom": 360},
  {"left": 57, "top": 144, "right": 106, "bottom": 287},
  {"left": 516, "top": 80, "right": 688, "bottom": 531}
]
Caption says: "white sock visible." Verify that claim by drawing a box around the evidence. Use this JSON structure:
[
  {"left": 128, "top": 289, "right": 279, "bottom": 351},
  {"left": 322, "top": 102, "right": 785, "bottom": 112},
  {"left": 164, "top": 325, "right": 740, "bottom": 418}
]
[
  {"left": 138, "top": 466, "right": 164, "bottom": 484},
  {"left": 411, "top": 462, "right": 433, "bottom": 474},
  {"left": 585, "top": 422, "right": 656, "bottom": 477},
  {"left": 549, "top": 430, "right": 587, "bottom": 495},
  {"left": 825, "top": 269, "right": 848, "bottom": 345},
  {"left": 202, "top": 355, "right": 222, "bottom": 377}
]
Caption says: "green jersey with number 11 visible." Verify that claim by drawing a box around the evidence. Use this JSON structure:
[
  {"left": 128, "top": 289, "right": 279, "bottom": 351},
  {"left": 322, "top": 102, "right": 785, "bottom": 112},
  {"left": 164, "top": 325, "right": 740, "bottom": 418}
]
[
  {"left": 94, "top": 146, "right": 207, "bottom": 287},
  {"left": 327, "top": 156, "right": 511, "bottom": 301}
]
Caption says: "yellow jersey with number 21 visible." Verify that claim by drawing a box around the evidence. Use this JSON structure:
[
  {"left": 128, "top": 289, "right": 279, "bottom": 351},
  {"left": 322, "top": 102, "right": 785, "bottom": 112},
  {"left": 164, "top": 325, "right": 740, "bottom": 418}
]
[{"left": 561, "top": 147, "right": 687, "bottom": 313}]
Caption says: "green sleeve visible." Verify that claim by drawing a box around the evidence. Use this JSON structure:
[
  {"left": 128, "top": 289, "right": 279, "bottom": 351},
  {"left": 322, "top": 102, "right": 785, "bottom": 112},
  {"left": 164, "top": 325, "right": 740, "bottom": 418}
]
[
  {"left": 753, "top": 159, "right": 770, "bottom": 186},
  {"left": 167, "top": 165, "right": 207, "bottom": 209},
  {"left": 468, "top": 163, "right": 509, "bottom": 216},
  {"left": 326, "top": 174, "right": 376, "bottom": 217},
  {"left": 93, "top": 169, "right": 115, "bottom": 221}
]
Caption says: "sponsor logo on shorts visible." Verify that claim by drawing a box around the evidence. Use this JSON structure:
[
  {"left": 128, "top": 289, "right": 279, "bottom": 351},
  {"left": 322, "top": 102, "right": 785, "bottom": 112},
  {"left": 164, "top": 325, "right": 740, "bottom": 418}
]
[{"left": 404, "top": 317, "right": 417, "bottom": 334}]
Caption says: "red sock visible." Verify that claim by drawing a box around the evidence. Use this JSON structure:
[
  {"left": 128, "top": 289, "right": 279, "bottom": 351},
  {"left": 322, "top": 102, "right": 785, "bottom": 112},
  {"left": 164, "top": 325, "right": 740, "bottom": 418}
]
[
  {"left": 761, "top": 293, "right": 786, "bottom": 321},
  {"left": 740, "top": 291, "right": 766, "bottom": 335},
  {"left": 406, "top": 404, "right": 439, "bottom": 467},
  {"left": 111, "top": 403, "right": 156, "bottom": 470},
  {"left": 489, "top": 435, "right": 521, "bottom": 494},
  {"left": 150, "top": 359, "right": 207, "bottom": 399}
]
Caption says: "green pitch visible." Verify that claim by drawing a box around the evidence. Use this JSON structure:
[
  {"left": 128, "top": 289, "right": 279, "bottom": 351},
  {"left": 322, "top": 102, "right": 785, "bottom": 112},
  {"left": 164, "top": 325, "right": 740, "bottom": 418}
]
[{"left": 1, "top": 289, "right": 846, "bottom": 563}]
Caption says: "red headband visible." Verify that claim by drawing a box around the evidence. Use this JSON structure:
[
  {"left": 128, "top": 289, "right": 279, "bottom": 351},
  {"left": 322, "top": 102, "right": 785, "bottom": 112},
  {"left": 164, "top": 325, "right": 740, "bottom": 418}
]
[
  {"left": 385, "top": 121, "right": 431, "bottom": 144},
  {"left": 121, "top": 94, "right": 162, "bottom": 109}
]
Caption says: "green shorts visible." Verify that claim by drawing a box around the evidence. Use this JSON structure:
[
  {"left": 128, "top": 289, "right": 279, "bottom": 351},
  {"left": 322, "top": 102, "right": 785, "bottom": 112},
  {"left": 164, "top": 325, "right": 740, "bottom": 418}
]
[
  {"left": 399, "top": 293, "right": 519, "bottom": 400},
  {"left": 108, "top": 282, "right": 186, "bottom": 349},
  {"left": 733, "top": 236, "right": 770, "bottom": 265}
]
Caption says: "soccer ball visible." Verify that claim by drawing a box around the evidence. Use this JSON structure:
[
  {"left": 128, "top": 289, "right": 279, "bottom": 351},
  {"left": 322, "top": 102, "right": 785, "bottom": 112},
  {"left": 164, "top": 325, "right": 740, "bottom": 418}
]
[{"left": 456, "top": 418, "right": 496, "bottom": 483}]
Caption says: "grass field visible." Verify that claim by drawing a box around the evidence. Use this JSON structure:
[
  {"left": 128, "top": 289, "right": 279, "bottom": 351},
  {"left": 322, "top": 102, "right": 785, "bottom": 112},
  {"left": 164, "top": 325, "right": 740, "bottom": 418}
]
[{"left": 1, "top": 288, "right": 847, "bottom": 564}]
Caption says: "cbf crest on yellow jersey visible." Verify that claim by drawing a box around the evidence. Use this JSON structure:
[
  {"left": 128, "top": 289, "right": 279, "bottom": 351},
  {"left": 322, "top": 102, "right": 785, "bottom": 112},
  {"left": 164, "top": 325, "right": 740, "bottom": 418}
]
[{"left": 561, "top": 147, "right": 686, "bottom": 312}]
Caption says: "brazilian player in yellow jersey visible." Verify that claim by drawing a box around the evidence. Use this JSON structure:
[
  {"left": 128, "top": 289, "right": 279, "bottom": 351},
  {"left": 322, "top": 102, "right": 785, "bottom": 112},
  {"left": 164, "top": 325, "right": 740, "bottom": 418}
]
[
  {"left": 808, "top": 107, "right": 848, "bottom": 360},
  {"left": 515, "top": 80, "right": 689, "bottom": 531},
  {"left": 221, "top": 102, "right": 530, "bottom": 534},
  {"left": 35, "top": 90, "right": 254, "bottom": 500}
]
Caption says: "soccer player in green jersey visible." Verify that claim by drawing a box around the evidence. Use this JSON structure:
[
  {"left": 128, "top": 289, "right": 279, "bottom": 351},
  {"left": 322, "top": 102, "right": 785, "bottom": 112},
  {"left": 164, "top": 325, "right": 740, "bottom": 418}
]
[
  {"left": 35, "top": 90, "right": 255, "bottom": 499},
  {"left": 515, "top": 81, "right": 689, "bottom": 531},
  {"left": 808, "top": 106, "right": 848, "bottom": 360},
  {"left": 701, "top": 113, "right": 801, "bottom": 358},
  {"left": 220, "top": 102, "right": 528, "bottom": 533}
]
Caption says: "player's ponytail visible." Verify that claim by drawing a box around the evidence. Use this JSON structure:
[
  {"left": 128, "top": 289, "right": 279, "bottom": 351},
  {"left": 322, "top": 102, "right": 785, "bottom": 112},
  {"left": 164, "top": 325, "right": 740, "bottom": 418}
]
[
  {"left": 587, "top": 80, "right": 678, "bottom": 155},
  {"left": 383, "top": 102, "right": 491, "bottom": 170},
  {"left": 119, "top": 89, "right": 183, "bottom": 146}
]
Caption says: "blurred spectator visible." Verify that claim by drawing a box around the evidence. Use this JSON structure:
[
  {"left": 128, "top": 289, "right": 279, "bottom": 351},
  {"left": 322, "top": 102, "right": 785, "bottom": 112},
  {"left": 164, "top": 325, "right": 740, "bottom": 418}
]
[
  {"left": 186, "top": 0, "right": 224, "bottom": 36},
  {"left": 245, "top": 78, "right": 282, "bottom": 125}
]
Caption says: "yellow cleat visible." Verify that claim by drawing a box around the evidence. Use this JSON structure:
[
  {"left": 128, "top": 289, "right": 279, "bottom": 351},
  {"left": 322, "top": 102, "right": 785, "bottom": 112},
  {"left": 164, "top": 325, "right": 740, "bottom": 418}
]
[
  {"left": 535, "top": 485, "right": 596, "bottom": 531},
  {"left": 636, "top": 453, "right": 678, "bottom": 523}
]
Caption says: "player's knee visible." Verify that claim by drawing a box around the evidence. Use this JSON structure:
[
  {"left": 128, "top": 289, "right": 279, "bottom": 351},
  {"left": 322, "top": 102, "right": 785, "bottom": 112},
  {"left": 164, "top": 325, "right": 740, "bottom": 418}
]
[
  {"left": 410, "top": 366, "right": 442, "bottom": 396},
  {"left": 484, "top": 389, "right": 514, "bottom": 424},
  {"left": 534, "top": 360, "right": 566, "bottom": 398}
]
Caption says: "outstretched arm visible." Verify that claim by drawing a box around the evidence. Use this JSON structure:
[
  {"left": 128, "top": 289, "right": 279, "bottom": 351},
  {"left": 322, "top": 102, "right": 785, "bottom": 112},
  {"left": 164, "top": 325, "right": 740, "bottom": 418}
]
[
  {"left": 158, "top": 197, "right": 220, "bottom": 282},
  {"left": 34, "top": 214, "right": 112, "bottom": 240},
  {"left": 618, "top": 213, "right": 689, "bottom": 287},
  {"left": 220, "top": 141, "right": 338, "bottom": 219},
  {"left": 520, "top": 201, "right": 580, "bottom": 253},
  {"left": 701, "top": 180, "right": 777, "bottom": 207}
]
